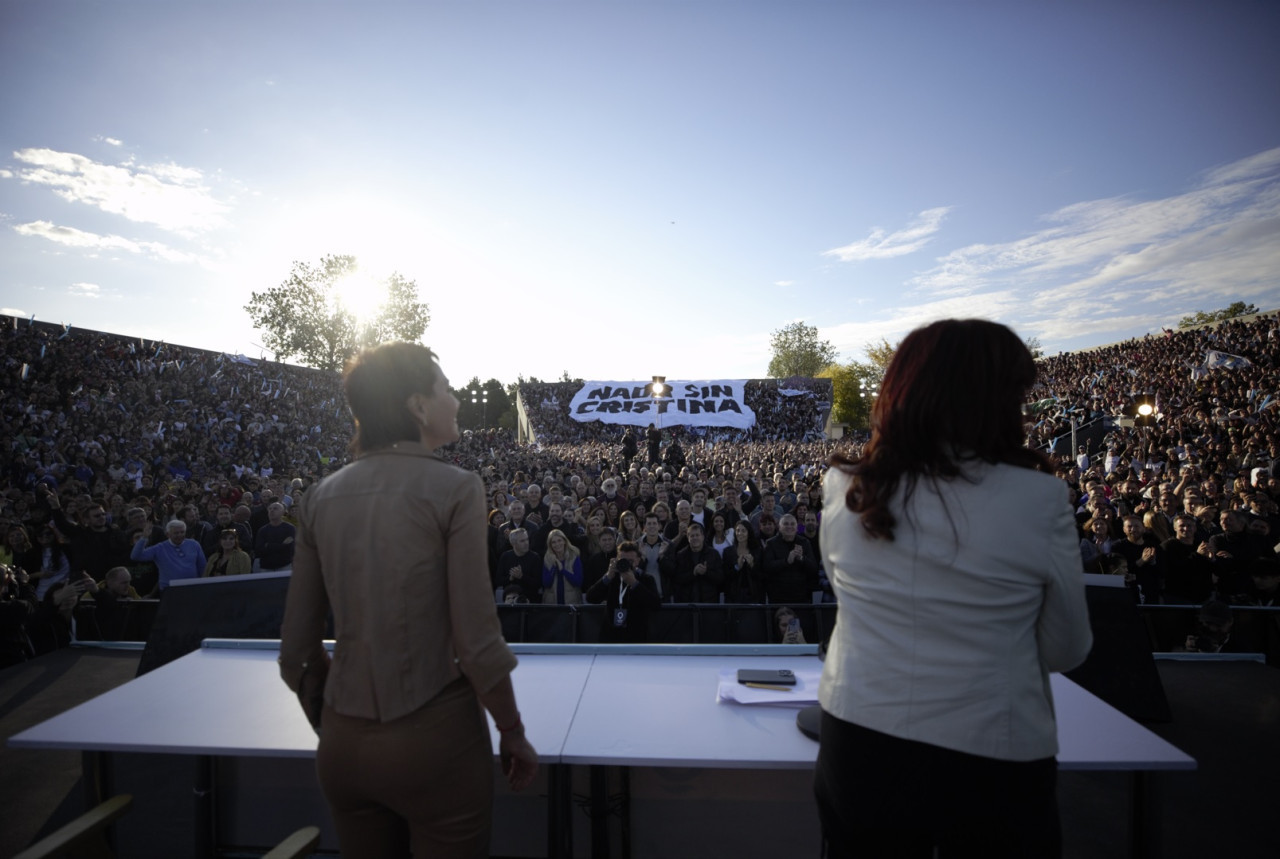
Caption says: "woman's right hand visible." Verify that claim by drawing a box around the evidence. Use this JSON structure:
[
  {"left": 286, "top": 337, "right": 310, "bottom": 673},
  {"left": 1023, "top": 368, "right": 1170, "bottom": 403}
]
[{"left": 499, "top": 731, "right": 539, "bottom": 791}]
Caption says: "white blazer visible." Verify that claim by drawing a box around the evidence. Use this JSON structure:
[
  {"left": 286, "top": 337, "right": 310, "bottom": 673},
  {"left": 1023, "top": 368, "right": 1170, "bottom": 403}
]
[{"left": 818, "top": 461, "right": 1093, "bottom": 761}]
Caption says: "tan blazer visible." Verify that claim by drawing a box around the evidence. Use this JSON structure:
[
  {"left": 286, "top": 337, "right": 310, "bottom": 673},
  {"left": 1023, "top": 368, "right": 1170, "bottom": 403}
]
[
  {"left": 280, "top": 442, "right": 517, "bottom": 722},
  {"left": 203, "top": 549, "right": 251, "bottom": 577}
]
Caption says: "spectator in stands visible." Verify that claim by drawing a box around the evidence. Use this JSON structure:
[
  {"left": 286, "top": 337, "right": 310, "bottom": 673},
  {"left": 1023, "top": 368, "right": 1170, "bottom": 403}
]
[
  {"left": 762, "top": 514, "right": 818, "bottom": 603},
  {"left": 582, "top": 527, "right": 617, "bottom": 595},
  {"left": 749, "top": 493, "right": 782, "bottom": 536},
  {"left": 82, "top": 566, "right": 140, "bottom": 640},
  {"left": 204, "top": 530, "right": 252, "bottom": 577},
  {"left": 524, "top": 484, "right": 548, "bottom": 522},
  {"left": 667, "top": 521, "right": 722, "bottom": 603},
  {"left": 776, "top": 605, "right": 807, "bottom": 644},
  {"left": 585, "top": 540, "right": 661, "bottom": 643},
  {"left": 664, "top": 499, "right": 693, "bottom": 542},
  {"left": 130, "top": 520, "right": 206, "bottom": 594},
  {"left": 29, "top": 577, "right": 80, "bottom": 655},
  {"left": 32, "top": 527, "right": 72, "bottom": 601},
  {"left": 1112, "top": 515, "right": 1163, "bottom": 603},
  {"left": 621, "top": 427, "right": 638, "bottom": 471},
  {"left": 635, "top": 513, "right": 670, "bottom": 601},
  {"left": 1208, "top": 509, "right": 1262, "bottom": 595},
  {"left": 200, "top": 506, "right": 238, "bottom": 556},
  {"left": 617, "top": 509, "right": 643, "bottom": 545},
  {"left": 756, "top": 513, "right": 780, "bottom": 543},
  {"left": 688, "top": 486, "right": 709, "bottom": 527},
  {"left": 40, "top": 486, "right": 127, "bottom": 581},
  {"left": 1162, "top": 514, "right": 1216, "bottom": 604},
  {"left": 495, "top": 500, "right": 531, "bottom": 560},
  {"left": 1181, "top": 600, "right": 1239, "bottom": 652},
  {"left": 254, "top": 502, "right": 296, "bottom": 571},
  {"left": 495, "top": 528, "right": 541, "bottom": 601},
  {"left": 533, "top": 502, "right": 580, "bottom": 557},
  {"left": 707, "top": 512, "right": 734, "bottom": 557},
  {"left": 0, "top": 564, "right": 37, "bottom": 668},
  {"left": 125, "top": 506, "right": 165, "bottom": 548},
  {"left": 723, "top": 520, "right": 764, "bottom": 603},
  {"left": 541, "top": 528, "right": 584, "bottom": 605}
]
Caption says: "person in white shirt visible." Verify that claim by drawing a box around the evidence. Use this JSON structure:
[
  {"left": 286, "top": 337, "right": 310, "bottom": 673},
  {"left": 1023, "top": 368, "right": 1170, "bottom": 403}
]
[{"left": 815, "top": 319, "right": 1093, "bottom": 858}]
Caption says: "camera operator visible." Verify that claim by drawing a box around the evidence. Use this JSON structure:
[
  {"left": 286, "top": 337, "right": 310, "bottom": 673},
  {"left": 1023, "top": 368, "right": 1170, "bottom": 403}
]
[{"left": 585, "top": 540, "right": 660, "bottom": 643}]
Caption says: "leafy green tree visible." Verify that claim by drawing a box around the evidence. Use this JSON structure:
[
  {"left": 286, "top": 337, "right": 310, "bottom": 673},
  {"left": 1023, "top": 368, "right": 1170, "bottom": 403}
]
[
  {"left": 244, "top": 254, "right": 430, "bottom": 371},
  {"left": 1177, "top": 301, "right": 1260, "bottom": 329},
  {"left": 768, "top": 321, "right": 838, "bottom": 378},
  {"left": 863, "top": 337, "right": 897, "bottom": 383},
  {"left": 1024, "top": 336, "right": 1044, "bottom": 359},
  {"left": 818, "top": 362, "right": 873, "bottom": 429}
]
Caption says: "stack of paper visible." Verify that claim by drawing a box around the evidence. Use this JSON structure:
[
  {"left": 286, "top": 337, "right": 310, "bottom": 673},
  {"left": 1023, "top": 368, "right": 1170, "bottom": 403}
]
[{"left": 715, "top": 668, "right": 821, "bottom": 708}]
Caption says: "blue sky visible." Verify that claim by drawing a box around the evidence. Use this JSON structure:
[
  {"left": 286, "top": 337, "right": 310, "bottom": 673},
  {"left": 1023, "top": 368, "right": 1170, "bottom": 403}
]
[{"left": 2, "top": 1, "right": 1279, "bottom": 386}]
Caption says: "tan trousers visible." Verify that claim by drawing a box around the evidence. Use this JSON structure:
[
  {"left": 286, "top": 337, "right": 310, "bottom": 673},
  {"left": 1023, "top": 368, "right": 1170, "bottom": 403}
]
[{"left": 317, "top": 678, "right": 493, "bottom": 858}]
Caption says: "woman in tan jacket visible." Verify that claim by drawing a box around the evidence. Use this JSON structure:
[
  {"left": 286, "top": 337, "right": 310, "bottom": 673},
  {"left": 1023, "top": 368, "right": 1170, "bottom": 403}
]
[
  {"left": 280, "top": 342, "right": 537, "bottom": 859},
  {"left": 202, "top": 530, "right": 251, "bottom": 577}
]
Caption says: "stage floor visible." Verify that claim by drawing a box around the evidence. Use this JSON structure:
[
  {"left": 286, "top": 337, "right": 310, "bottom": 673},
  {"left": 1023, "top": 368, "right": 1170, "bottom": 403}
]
[{"left": 2, "top": 647, "right": 1277, "bottom": 858}]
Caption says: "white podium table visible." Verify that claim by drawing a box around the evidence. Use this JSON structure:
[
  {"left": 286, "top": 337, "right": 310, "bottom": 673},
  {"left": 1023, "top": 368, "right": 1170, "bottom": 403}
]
[{"left": 9, "top": 642, "right": 1193, "bottom": 858}]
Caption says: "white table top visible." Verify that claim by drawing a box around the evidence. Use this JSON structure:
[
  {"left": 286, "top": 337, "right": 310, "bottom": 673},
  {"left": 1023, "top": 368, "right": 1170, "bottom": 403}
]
[
  {"left": 8, "top": 643, "right": 1194, "bottom": 772},
  {"left": 565, "top": 654, "right": 821, "bottom": 768},
  {"left": 7, "top": 644, "right": 593, "bottom": 761}
]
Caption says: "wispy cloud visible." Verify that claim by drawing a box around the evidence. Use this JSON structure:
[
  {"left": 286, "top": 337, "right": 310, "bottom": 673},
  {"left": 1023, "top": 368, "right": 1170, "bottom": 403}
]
[
  {"left": 824, "top": 289, "right": 1027, "bottom": 360},
  {"left": 912, "top": 148, "right": 1280, "bottom": 346},
  {"left": 8, "top": 148, "right": 229, "bottom": 234},
  {"left": 823, "top": 207, "right": 952, "bottom": 262},
  {"left": 774, "top": 280, "right": 794, "bottom": 287},
  {"left": 69, "top": 282, "right": 101, "bottom": 298},
  {"left": 15, "top": 219, "right": 201, "bottom": 263},
  {"left": 93, "top": 135, "right": 123, "bottom": 147}
]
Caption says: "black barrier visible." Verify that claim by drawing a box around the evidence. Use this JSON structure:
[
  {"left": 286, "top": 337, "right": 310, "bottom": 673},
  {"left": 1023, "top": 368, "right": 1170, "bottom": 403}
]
[
  {"left": 1142, "top": 604, "right": 1280, "bottom": 665},
  {"left": 136, "top": 574, "right": 301, "bottom": 676},
  {"left": 1065, "top": 584, "right": 1171, "bottom": 722},
  {"left": 73, "top": 599, "right": 159, "bottom": 643}
]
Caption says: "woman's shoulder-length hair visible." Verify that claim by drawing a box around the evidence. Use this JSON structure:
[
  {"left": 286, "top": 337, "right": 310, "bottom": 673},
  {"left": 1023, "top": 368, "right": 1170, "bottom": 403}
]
[
  {"left": 831, "top": 318, "right": 1053, "bottom": 541},
  {"left": 343, "top": 342, "right": 443, "bottom": 457}
]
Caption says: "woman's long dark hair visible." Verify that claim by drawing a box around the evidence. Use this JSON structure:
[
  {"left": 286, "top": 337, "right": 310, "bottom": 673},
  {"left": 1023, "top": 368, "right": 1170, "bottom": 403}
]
[{"left": 830, "top": 319, "right": 1052, "bottom": 541}]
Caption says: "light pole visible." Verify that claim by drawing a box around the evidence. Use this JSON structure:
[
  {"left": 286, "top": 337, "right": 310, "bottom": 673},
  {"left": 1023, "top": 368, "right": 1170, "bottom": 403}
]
[{"left": 471, "top": 387, "right": 488, "bottom": 429}]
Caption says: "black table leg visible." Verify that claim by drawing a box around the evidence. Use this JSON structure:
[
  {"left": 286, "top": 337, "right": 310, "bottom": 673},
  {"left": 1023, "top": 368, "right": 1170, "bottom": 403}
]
[
  {"left": 547, "top": 763, "right": 573, "bottom": 859},
  {"left": 1129, "top": 771, "right": 1162, "bottom": 859},
  {"left": 194, "top": 755, "right": 215, "bottom": 859},
  {"left": 590, "top": 765, "right": 610, "bottom": 858}
]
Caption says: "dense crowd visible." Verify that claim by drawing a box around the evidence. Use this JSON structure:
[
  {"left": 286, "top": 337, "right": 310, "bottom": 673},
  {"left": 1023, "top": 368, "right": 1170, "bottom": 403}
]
[{"left": 3, "top": 310, "right": 1280, "bottom": 664}]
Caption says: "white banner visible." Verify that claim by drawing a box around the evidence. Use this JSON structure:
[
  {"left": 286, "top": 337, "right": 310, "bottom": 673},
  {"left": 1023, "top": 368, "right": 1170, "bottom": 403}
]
[{"left": 568, "top": 380, "right": 756, "bottom": 429}]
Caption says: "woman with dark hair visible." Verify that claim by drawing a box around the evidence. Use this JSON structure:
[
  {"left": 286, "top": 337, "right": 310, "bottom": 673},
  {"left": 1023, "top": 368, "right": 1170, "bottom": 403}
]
[
  {"left": 815, "top": 319, "right": 1092, "bottom": 858},
  {"left": 203, "top": 529, "right": 252, "bottom": 577},
  {"left": 722, "top": 520, "right": 763, "bottom": 603},
  {"left": 707, "top": 511, "right": 734, "bottom": 557},
  {"left": 280, "top": 342, "right": 537, "bottom": 859}
]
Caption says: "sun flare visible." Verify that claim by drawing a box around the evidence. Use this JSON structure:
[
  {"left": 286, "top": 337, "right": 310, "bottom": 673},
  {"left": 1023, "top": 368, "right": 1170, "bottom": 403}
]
[{"left": 329, "top": 270, "right": 389, "bottom": 324}]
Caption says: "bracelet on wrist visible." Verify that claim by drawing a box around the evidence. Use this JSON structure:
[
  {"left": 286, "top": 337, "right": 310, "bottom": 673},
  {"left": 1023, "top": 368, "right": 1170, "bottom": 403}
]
[{"left": 496, "top": 713, "right": 524, "bottom": 734}]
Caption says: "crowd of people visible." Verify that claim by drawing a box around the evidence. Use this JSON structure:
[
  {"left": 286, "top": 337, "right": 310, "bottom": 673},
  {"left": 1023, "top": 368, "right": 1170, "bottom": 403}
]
[{"left": 3, "top": 310, "right": 1280, "bottom": 664}]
